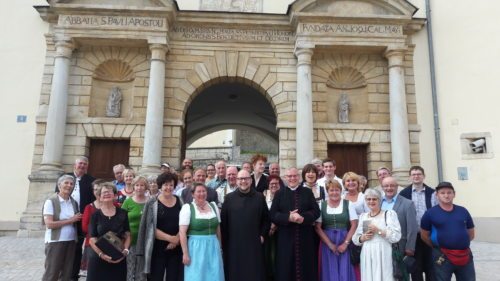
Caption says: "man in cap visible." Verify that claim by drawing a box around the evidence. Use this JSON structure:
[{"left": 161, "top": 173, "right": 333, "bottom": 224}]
[
  {"left": 160, "top": 162, "right": 170, "bottom": 173},
  {"left": 421, "top": 181, "right": 476, "bottom": 281}
]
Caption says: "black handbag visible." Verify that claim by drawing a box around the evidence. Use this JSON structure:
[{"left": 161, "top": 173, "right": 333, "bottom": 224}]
[
  {"left": 349, "top": 243, "right": 362, "bottom": 265},
  {"left": 95, "top": 231, "right": 125, "bottom": 261}
]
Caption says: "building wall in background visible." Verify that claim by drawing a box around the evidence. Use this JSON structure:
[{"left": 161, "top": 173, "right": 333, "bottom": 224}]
[{"left": 0, "top": 1, "right": 48, "bottom": 229}]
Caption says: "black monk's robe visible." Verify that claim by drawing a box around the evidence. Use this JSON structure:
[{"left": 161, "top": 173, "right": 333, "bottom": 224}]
[
  {"left": 270, "top": 185, "right": 320, "bottom": 281},
  {"left": 221, "top": 189, "right": 270, "bottom": 281}
]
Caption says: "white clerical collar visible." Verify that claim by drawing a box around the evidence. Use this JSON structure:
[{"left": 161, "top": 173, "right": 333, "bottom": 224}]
[{"left": 288, "top": 185, "right": 299, "bottom": 191}]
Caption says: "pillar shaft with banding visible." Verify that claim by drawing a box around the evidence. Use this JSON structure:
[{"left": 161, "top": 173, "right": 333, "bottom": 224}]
[
  {"left": 40, "top": 40, "right": 74, "bottom": 171},
  {"left": 142, "top": 44, "right": 168, "bottom": 172},
  {"left": 386, "top": 49, "right": 411, "bottom": 176},
  {"left": 295, "top": 48, "right": 314, "bottom": 168}
]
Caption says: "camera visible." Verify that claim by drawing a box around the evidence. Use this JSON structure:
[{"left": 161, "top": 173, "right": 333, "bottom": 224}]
[{"left": 470, "top": 138, "right": 486, "bottom": 153}]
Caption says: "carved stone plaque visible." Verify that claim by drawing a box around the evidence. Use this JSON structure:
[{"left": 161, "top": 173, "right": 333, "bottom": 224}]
[{"left": 200, "top": 0, "right": 263, "bottom": 13}]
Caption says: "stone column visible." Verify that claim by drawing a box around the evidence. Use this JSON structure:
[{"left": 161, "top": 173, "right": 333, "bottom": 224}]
[
  {"left": 385, "top": 48, "right": 411, "bottom": 180},
  {"left": 39, "top": 39, "right": 75, "bottom": 173},
  {"left": 18, "top": 39, "right": 74, "bottom": 237},
  {"left": 295, "top": 48, "right": 314, "bottom": 168},
  {"left": 141, "top": 44, "right": 168, "bottom": 173}
]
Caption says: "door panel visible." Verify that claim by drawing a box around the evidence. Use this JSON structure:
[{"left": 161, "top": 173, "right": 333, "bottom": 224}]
[
  {"left": 88, "top": 139, "right": 130, "bottom": 180},
  {"left": 327, "top": 144, "right": 368, "bottom": 178}
]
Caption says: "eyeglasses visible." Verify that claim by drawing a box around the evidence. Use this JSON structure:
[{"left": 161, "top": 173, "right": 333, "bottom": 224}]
[
  {"left": 366, "top": 198, "right": 379, "bottom": 201},
  {"left": 237, "top": 177, "right": 251, "bottom": 181},
  {"left": 269, "top": 182, "right": 280, "bottom": 186}
]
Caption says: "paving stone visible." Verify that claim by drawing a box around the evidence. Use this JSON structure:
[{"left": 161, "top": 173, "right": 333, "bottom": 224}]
[{"left": 0, "top": 237, "right": 496, "bottom": 281}]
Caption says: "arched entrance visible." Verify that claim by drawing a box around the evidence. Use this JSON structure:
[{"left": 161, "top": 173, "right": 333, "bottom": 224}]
[{"left": 184, "top": 79, "right": 278, "bottom": 166}]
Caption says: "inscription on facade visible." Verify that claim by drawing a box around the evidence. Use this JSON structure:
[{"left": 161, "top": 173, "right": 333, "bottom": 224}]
[
  {"left": 201, "top": 0, "right": 263, "bottom": 13},
  {"left": 171, "top": 25, "right": 293, "bottom": 43},
  {"left": 300, "top": 23, "right": 402, "bottom": 36},
  {"left": 58, "top": 15, "right": 166, "bottom": 30}
]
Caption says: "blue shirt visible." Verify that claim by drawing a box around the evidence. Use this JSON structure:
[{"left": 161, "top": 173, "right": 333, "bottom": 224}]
[
  {"left": 113, "top": 180, "right": 126, "bottom": 191},
  {"left": 206, "top": 177, "right": 227, "bottom": 190},
  {"left": 421, "top": 204, "right": 474, "bottom": 250},
  {"left": 381, "top": 195, "right": 398, "bottom": 211}
]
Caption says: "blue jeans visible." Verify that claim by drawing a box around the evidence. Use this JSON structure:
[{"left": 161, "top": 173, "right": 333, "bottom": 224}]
[{"left": 432, "top": 247, "right": 475, "bottom": 281}]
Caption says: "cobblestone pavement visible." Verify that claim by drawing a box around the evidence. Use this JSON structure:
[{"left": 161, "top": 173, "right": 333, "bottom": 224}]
[{"left": 0, "top": 236, "right": 499, "bottom": 281}]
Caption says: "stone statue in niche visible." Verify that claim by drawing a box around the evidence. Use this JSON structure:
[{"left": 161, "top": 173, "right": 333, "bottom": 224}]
[
  {"left": 106, "top": 87, "right": 122, "bottom": 117},
  {"left": 338, "top": 93, "right": 350, "bottom": 123}
]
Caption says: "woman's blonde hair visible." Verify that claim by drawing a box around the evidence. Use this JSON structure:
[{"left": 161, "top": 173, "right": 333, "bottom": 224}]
[
  {"left": 342, "top": 171, "right": 361, "bottom": 192},
  {"left": 132, "top": 175, "right": 149, "bottom": 190}
]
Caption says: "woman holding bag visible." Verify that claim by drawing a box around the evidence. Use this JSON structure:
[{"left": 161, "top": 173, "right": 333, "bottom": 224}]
[
  {"left": 87, "top": 182, "right": 131, "bottom": 281},
  {"left": 352, "top": 188, "right": 401, "bottom": 281}
]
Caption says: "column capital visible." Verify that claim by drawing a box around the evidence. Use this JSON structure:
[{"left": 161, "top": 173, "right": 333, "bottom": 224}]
[
  {"left": 384, "top": 48, "right": 406, "bottom": 68},
  {"left": 54, "top": 40, "right": 75, "bottom": 59},
  {"left": 149, "top": 44, "right": 169, "bottom": 61},
  {"left": 295, "top": 48, "right": 314, "bottom": 66}
]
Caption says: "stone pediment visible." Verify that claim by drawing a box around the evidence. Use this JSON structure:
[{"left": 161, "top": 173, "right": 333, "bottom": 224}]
[
  {"left": 50, "top": 0, "right": 172, "bottom": 8},
  {"left": 290, "top": 0, "right": 417, "bottom": 18}
]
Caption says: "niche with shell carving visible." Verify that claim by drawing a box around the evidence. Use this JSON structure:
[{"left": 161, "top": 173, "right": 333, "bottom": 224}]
[
  {"left": 326, "top": 66, "right": 369, "bottom": 124},
  {"left": 89, "top": 59, "right": 135, "bottom": 118}
]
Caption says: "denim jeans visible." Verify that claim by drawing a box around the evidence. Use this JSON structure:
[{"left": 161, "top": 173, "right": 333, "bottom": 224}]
[{"left": 432, "top": 247, "right": 476, "bottom": 281}]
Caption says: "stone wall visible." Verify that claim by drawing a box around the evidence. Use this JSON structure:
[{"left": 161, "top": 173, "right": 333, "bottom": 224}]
[{"left": 32, "top": 40, "right": 152, "bottom": 172}]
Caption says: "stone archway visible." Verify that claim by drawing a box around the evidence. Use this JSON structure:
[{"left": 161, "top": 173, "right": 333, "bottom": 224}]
[{"left": 183, "top": 79, "right": 278, "bottom": 165}]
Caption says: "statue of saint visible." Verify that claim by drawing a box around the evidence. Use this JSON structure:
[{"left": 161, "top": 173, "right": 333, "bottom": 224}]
[
  {"left": 338, "top": 93, "right": 349, "bottom": 123},
  {"left": 106, "top": 87, "right": 122, "bottom": 118}
]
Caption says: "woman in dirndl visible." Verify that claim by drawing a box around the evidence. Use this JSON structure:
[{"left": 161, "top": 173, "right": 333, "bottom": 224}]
[
  {"left": 179, "top": 182, "right": 224, "bottom": 281},
  {"left": 315, "top": 179, "right": 358, "bottom": 281}
]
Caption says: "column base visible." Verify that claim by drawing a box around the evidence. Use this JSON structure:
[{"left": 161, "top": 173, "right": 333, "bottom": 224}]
[
  {"left": 17, "top": 170, "right": 63, "bottom": 238},
  {"left": 139, "top": 165, "right": 161, "bottom": 176},
  {"left": 391, "top": 168, "right": 410, "bottom": 185}
]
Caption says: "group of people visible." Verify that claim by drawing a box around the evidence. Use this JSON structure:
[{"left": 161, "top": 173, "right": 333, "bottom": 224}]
[{"left": 42, "top": 155, "right": 476, "bottom": 281}]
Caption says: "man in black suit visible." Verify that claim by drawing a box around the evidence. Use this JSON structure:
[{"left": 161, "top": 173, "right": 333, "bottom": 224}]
[
  {"left": 57, "top": 156, "right": 95, "bottom": 280},
  {"left": 399, "top": 166, "right": 437, "bottom": 281}
]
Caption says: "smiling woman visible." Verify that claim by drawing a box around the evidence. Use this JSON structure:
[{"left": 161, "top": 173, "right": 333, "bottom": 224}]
[
  {"left": 136, "top": 172, "right": 183, "bottom": 281},
  {"left": 42, "top": 175, "right": 81, "bottom": 281},
  {"left": 87, "top": 183, "right": 131, "bottom": 281}
]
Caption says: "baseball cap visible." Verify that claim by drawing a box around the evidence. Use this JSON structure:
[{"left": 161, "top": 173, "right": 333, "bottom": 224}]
[
  {"left": 161, "top": 163, "right": 170, "bottom": 168},
  {"left": 435, "top": 181, "right": 454, "bottom": 191}
]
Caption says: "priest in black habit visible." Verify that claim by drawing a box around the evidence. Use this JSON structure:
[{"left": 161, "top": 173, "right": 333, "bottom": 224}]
[
  {"left": 221, "top": 169, "right": 270, "bottom": 281},
  {"left": 270, "top": 167, "right": 320, "bottom": 281}
]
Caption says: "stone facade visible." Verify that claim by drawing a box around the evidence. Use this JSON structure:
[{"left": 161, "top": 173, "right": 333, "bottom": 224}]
[{"left": 20, "top": 0, "right": 424, "bottom": 236}]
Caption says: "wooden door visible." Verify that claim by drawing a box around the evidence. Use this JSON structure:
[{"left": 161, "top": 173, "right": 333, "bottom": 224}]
[
  {"left": 88, "top": 139, "right": 130, "bottom": 180},
  {"left": 327, "top": 144, "right": 368, "bottom": 178}
]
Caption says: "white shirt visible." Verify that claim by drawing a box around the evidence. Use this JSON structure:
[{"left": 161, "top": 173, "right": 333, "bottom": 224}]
[
  {"left": 71, "top": 176, "right": 81, "bottom": 207},
  {"left": 316, "top": 200, "right": 358, "bottom": 222},
  {"left": 179, "top": 202, "right": 221, "bottom": 226},
  {"left": 342, "top": 192, "right": 369, "bottom": 216},
  {"left": 217, "top": 185, "right": 237, "bottom": 206},
  {"left": 43, "top": 195, "right": 77, "bottom": 243}
]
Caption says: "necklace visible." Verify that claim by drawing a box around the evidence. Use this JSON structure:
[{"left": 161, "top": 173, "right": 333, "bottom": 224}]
[
  {"left": 369, "top": 209, "right": 381, "bottom": 217},
  {"left": 123, "top": 187, "right": 134, "bottom": 196}
]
